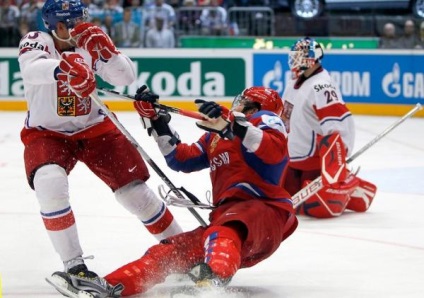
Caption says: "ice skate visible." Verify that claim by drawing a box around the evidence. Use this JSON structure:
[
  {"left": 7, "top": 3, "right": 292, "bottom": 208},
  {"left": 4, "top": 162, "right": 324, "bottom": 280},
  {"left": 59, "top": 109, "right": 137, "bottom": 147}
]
[
  {"left": 46, "top": 263, "right": 123, "bottom": 298},
  {"left": 188, "top": 263, "right": 232, "bottom": 287}
]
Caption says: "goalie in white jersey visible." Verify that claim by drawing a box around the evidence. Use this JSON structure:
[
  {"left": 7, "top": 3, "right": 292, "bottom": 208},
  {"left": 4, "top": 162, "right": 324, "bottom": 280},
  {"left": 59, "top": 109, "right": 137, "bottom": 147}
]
[
  {"left": 281, "top": 37, "right": 377, "bottom": 218},
  {"left": 18, "top": 0, "right": 182, "bottom": 296}
]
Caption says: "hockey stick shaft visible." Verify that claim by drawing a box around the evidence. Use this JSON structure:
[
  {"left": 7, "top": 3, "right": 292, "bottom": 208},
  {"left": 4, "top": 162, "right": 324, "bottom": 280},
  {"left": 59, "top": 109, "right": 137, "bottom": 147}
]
[
  {"left": 89, "top": 92, "right": 208, "bottom": 227},
  {"left": 292, "top": 103, "right": 422, "bottom": 208},
  {"left": 97, "top": 88, "right": 205, "bottom": 120},
  {"left": 347, "top": 103, "right": 422, "bottom": 163}
]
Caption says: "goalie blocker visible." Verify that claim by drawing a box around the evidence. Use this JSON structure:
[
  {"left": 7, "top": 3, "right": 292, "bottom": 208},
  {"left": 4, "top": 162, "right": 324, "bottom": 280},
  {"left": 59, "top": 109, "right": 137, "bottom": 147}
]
[{"left": 295, "top": 132, "right": 377, "bottom": 218}]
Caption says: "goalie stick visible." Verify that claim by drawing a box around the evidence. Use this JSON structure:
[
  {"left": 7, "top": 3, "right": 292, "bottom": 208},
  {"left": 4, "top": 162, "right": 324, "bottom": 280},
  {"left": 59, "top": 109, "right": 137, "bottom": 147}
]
[
  {"left": 89, "top": 92, "right": 207, "bottom": 227},
  {"left": 292, "top": 103, "right": 423, "bottom": 208},
  {"left": 97, "top": 88, "right": 206, "bottom": 120}
]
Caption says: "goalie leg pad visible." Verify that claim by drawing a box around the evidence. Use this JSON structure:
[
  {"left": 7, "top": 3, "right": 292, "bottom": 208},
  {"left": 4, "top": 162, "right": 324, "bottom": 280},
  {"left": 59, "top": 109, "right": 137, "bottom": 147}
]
[
  {"left": 296, "top": 174, "right": 360, "bottom": 218},
  {"left": 318, "top": 132, "right": 348, "bottom": 186},
  {"left": 347, "top": 177, "right": 377, "bottom": 212}
]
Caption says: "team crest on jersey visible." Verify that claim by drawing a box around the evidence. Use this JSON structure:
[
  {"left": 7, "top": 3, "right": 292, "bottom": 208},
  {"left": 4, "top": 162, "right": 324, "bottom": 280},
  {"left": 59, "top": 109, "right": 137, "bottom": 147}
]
[
  {"left": 209, "top": 134, "right": 220, "bottom": 153},
  {"left": 281, "top": 101, "right": 293, "bottom": 133},
  {"left": 57, "top": 81, "right": 91, "bottom": 116}
]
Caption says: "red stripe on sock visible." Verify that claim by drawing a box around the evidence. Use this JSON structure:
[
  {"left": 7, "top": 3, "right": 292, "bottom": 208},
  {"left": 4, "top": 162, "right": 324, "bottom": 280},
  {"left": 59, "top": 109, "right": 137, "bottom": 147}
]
[
  {"left": 145, "top": 208, "right": 174, "bottom": 235},
  {"left": 42, "top": 211, "right": 76, "bottom": 231}
]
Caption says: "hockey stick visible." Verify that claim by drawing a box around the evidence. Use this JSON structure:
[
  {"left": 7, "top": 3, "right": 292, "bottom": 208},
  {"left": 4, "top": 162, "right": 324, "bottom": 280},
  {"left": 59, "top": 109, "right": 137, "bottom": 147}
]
[
  {"left": 97, "top": 88, "right": 205, "bottom": 120},
  {"left": 292, "top": 103, "right": 422, "bottom": 208},
  {"left": 89, "top": 92, "right": 208, "bottom": 227}
]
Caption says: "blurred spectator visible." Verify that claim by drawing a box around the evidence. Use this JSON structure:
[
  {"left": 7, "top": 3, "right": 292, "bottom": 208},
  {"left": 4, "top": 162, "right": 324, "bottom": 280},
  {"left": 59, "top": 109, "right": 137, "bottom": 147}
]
[
  {"left": 104, "top": 0, "right": 124, "bottom": 24},
  {"left": 417, "top": 21, "right": 424, "bottom": 49},
  {"left": 145, "top": 0, "right": 176, "bottom": 29},
  {"left": 19, "top": 18, "right": 29, "bottom": 37},
  {"left": 82, "top": 0, "right": 104, "bottom": 21},
  {"left": 200, "top": 0, "right": 227, "bottom": 36},
  {"left": 178, "top": 0, "right": 201, "bottom": 35},
  {"left": 249, "top": 10, "right": 271, "bottom": 36},
  {"left": 144, "top": 14, "right": 175, "bottom": 48},
  {"left": 20, "top": 0, "right": 42, "bottom": 31},
  {"left": 127, "top": 0, "right": 144, "bottom": 30},
  {"left": 92, "top": 16, "right": 108, "bottom": 33},
  {"left": 0, "top": 0, "right": 20, "bottom": 47},
  {"left": 378, "top": 22, "right": 402, "bottom": 49},
  {"left": 168, "top": 0, "right": 181, "bottom": 9},
  {"left": 103, "top": 14, "right": 115, "bottom": 37},
  {"left": 399, "top": 19, "right": 420, "bottom": 49},
  {"left": 113, "top": 7, "right": 142, "bottom": 47}
]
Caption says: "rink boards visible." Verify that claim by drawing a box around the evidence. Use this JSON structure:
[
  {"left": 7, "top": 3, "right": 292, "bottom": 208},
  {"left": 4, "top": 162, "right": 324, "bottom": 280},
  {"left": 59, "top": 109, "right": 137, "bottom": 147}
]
[{"left": 0, "top": 48, "right": 423, "bottom": 117}]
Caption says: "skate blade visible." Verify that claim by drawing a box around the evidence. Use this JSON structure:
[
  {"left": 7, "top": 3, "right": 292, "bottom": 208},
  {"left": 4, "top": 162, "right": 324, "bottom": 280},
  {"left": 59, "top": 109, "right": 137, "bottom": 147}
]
[{"left": 45, "top": 275, "right": 95, "bottom": 298}]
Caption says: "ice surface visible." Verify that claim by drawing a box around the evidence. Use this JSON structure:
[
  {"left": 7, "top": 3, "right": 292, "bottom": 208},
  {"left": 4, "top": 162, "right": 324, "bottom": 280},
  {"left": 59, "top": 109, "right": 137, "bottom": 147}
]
[{"left": 0, "top": 111, "right": 423, "bottom": 298}]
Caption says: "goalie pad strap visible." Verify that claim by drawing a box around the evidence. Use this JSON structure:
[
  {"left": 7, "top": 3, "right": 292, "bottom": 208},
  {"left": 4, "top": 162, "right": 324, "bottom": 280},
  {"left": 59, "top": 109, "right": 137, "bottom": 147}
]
[{"left": 318, "top": 132, "right": 347, "bottom": 186}]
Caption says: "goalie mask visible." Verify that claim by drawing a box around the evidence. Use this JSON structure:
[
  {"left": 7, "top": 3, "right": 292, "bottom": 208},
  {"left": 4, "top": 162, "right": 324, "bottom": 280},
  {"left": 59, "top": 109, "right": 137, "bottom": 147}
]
[
  {"left": 42, "top": 0, "right": 88, "bottom": 31},
  {"left": 288, "top": 37, "right": 324, "bottom": 79},
  {"left": 232, "top": 86, "right": 284, "bottom": 116}
]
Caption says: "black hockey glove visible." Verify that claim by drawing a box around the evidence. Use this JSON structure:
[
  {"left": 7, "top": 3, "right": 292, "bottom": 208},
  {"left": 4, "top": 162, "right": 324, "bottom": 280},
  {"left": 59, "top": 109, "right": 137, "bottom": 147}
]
[
  {"left": 196, "top": 99, "right": 223, "bottom": 119},
  {"left": 195, "top": 99, "right": 234, "bottom": 140},
  {"left": 135, "top": 85, "right": 159, "bottom": 103}
]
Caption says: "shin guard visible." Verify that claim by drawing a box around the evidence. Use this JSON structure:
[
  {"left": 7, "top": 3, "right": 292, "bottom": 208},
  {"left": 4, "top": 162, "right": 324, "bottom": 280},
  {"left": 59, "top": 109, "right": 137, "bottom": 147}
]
[{"left": 202, "top": 226, "right": 242, "bottom": 280}]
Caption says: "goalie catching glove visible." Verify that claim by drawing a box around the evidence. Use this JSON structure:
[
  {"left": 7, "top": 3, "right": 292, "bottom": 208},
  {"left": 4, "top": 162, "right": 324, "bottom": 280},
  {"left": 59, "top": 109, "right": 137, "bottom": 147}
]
[
  {"left": 195, "top": 99, "right": 252, "bottom": 140},
  {"left": 70, "top": 23, "right": 119, "bottom": 61},
  {"left": 57, "top": 52, "right": 96, "bottom": 98}
]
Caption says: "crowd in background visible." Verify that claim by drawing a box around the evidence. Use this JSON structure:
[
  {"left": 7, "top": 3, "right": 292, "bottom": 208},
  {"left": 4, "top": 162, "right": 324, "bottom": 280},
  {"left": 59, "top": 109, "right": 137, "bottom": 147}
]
[
  {"left": 1, "top": 0, "right": 424, "bottom": 48},
  {"left": 379, "top": 19, "right": 424, "bottom": 49}
]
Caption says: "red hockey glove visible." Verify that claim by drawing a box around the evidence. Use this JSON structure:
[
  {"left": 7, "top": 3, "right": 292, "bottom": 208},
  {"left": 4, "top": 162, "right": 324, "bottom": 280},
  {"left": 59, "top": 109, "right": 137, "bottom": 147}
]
[
  {"left": 195, "top": 99, "right": 234, "bottom": 139},
  {"left": 70, "top": 22, "right": 119, "bottom": 61},
  {"left": 59, "top": 52, "right": 96, "bottom": 98},
  {"left": 133, "top": 101, "right": 158, "bottom": 119},
  {"left": 133, "top": 85, "right": 160, "bottom": 119}
]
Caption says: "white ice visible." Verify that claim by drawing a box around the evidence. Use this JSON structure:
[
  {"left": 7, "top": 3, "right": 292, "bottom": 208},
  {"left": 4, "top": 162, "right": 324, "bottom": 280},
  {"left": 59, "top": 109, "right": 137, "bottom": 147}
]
[{"left": 0, "top": 110, "right": 423, "bottom": 298}]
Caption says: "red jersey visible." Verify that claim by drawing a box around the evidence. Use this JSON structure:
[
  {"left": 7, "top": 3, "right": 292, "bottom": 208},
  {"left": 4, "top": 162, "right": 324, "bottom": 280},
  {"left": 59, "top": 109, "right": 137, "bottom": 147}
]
[{"left": 164, "top": 110, "right": 293, "bottom": 213}]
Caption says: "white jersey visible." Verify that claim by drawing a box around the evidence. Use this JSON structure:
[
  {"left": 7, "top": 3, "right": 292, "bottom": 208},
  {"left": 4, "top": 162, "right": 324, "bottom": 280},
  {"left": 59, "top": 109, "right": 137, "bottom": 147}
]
[
  {"left": 281, "top": 67, "right": 355, "bottom": 168},
  {"left": 18, "top": 31, "right": 136, "bottom": 135}
]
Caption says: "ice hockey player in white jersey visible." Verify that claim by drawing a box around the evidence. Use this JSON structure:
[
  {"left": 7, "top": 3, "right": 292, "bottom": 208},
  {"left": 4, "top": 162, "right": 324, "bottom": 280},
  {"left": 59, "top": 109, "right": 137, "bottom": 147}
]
[
  {"left": 281, "top": 37, "right": 377, "bottom": 218},
  {"left": 18, "top": 0, "right": 182, "bottom": 297}
]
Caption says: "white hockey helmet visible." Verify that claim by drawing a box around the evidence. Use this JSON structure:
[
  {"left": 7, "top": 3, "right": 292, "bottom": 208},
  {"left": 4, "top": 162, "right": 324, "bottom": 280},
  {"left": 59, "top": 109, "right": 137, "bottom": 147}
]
[{"left": 288, "top": 37, "right": 324, "bottom": 79}]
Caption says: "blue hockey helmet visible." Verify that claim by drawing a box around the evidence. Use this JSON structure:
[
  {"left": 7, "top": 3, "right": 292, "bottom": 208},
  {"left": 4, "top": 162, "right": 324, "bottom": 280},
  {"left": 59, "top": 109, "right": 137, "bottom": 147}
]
[
  {"left": 288, "top": 37, "right": 324, "bottom": 79},
  {"left": 42, "top": 0, "right": 88, "bottom": 31}
]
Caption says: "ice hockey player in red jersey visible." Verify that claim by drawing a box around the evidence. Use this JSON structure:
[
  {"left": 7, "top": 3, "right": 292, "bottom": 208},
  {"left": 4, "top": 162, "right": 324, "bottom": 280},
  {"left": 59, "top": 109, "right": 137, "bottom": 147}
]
[
  {"left": 104, "top": 86, "right": 298, "bottom": 296},
  {"left": 18, "top": 0, "right": 182, "bottom": 296},
  {"left": 281, "top": 37, "right": 377, "bottom": 218}
]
